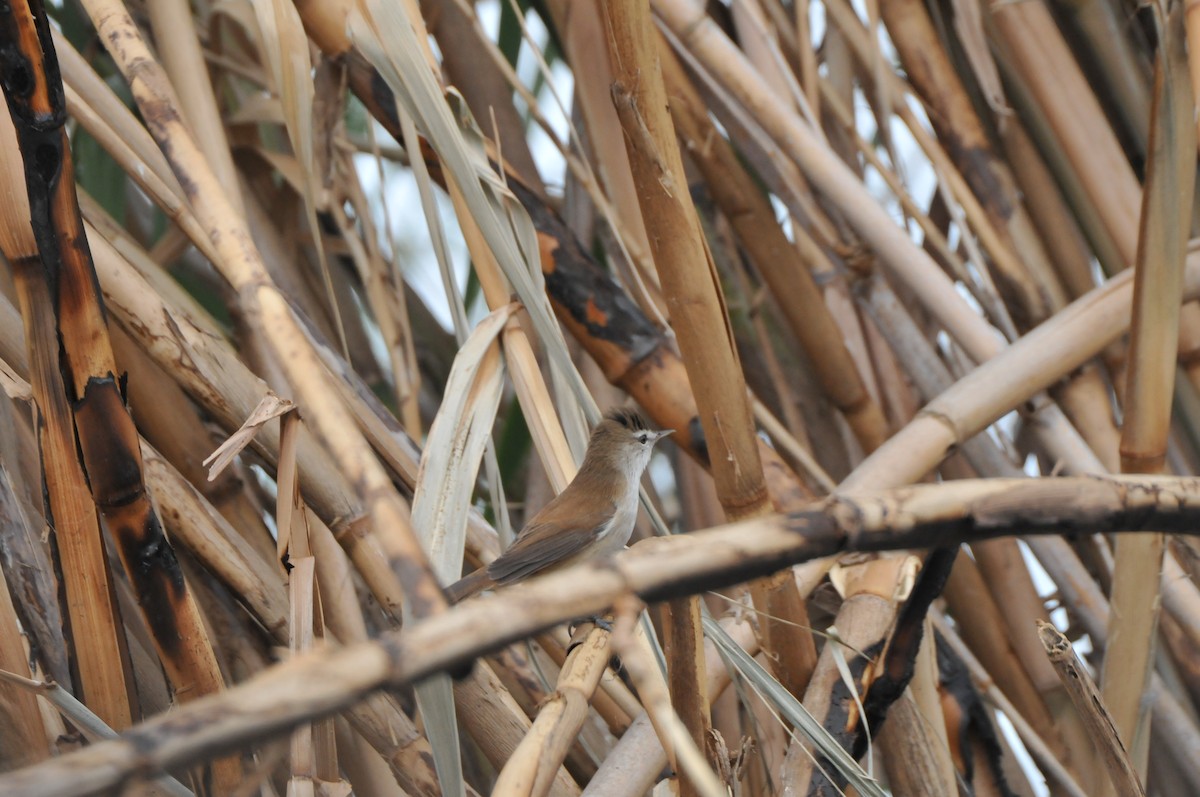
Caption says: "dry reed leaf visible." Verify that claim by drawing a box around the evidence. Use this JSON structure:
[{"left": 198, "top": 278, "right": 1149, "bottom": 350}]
[
  {"left": 407, "top": 304, "right": 514, "bottom": 797},
  {"left": 411, "top": 302, "right": 511, "bottom": 582},
  {"left": 204, "top": 393, "right": 296, "bottom": 480},
  {"left": 349, "top": 0, "right": 597, "bottom": 420},
  {"left": 0, "top": 358, "right": 31, "bottom": 401},
  {"left": 703, "top": 615, "right": 887, "bottom": 797}
]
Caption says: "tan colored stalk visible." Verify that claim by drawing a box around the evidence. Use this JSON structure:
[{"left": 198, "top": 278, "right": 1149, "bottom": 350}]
[
  {"left": 443, "top": 177, "right": 577, "bottom": 491},
  {"left": 454, "top": 662, "right": 580, "bottom": 797},
  {"left": 653, "top": 0, "right": 997, "bottom": 363},
  {"left": 1056, "top": 2, "right": 1150, "bottom": 159},
  {"left": 9, "top": 262, "right": 135, "bottom": 732},
  {"left": 5, "top": 476, "right": 1200, "bottom": 791},
  {"left": 999, "top": 118, "right": 1099, "bottom": 301},
  {"left": 77, "top": 0, "right": 447, "bottom": 622},
  {"left": 600, "top": 5, "right": 771, "bottom": 784},
  {"left": 942, "top": 553, "right": 1062, "bottom": 754},
  {"left": 1039, "top": 622, "right": 1145, "bottom": 797},
  {"left": 492, "top": 627, "right": 611, "bottom": 797},
  {"left": 610, "top": 600, "right": 724, "bottom": 797},
  {"left": 660, "top": 42, "right": 888, "bottom": 453},
  {"left": 537, "top": 631, "right": 641, "bottom": 735},
  {"left": 845, "top": 250, "right": 1199, "bottom": 490},
  {"left": 146, "top": 0, "right": 246, "bottom": 217},
  {"left": 880, "top": 0, "right": 1053, "bottom": 329},
  {"left": 1103, "top": 11, "right": 1194, "bottom": 773},
  {"left": 601, "top": 1, "right": 768, "bottom": 520},
  {"left": 987, "top": 0, "right": 1140, "bottom": 264}
]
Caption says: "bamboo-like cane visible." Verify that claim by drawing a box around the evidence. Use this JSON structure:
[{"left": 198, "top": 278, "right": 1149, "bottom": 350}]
[
  {"left": 2, "top": 476, "right": 1200, "bottom": 793},
  {"left": 1103, "top": 7, "right": 1195, "bottom": 777},
  {"left": 1038, "top": 621, "right": 1145, "bottom": 797}
]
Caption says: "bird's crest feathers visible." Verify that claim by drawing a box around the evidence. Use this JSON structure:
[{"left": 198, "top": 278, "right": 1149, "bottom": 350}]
[{"left": 604, "top": 407, "right": 650, "bottom": 432}]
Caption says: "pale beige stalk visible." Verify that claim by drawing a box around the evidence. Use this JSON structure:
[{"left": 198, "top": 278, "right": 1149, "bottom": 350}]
[
  {"left": 79, "top": 0, "right": 446, "bottom": 621},
  {"left": 1103, "top": 10, "right": 1194, "bottom": 776}
]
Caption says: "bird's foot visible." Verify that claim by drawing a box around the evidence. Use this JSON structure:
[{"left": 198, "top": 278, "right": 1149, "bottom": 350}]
[{"left": 569, "top": 615, "right": 613, "bottom": 634}]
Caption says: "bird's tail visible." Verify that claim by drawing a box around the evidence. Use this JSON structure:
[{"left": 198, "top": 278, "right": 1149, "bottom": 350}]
[{"left": 445, "top": 568, "right": 495, "bottom": 604}]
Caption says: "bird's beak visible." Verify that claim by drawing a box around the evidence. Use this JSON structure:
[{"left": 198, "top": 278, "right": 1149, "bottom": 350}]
[{"left": 653, "top": 429, "right": 674, "bottom": 443}]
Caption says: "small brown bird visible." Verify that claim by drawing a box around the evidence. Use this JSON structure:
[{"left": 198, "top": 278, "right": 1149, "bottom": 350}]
[{"left": 446, "top": 408, "right": 672, "bottom": 603}]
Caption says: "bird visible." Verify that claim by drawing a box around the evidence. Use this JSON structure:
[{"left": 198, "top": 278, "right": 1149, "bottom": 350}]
[{"left": 446, "top": 408, "right": 672, "bottom": 603}]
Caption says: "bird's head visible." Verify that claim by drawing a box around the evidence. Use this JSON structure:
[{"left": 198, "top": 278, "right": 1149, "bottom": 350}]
[{"left": 587, "top": 408, "right": 674, "bottom": 483}]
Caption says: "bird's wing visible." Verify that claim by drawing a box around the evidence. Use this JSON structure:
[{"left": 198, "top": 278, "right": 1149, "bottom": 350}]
[{"left": 486, "top": 500, "right": 617, "bottom": 585}]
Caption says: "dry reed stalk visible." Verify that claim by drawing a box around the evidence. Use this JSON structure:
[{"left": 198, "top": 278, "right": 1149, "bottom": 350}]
[
  {"left": 998, "top": 116, "right": 1100, "bottom": 301},
  {"left": 583, "top": 614, "right": 757, "bottom": 796},
  {"left": 601, "top": 0, "right": 768, "bottom": 521},
  {"left": 941, "top": 554, "right": 1062, "bottom": 754},
  {"left": 78, "top": 0, "right": 447, "bottom": 625},
  {"left": 0, "top": 110, "right": 136, "bottom": 733},
  {"left": 147, "top": 0, "right": 246, "bottom": 219},
  {"left": 455, "top": 661, "right": 580, "bottom": 797},
  {"left": 844, "top": 252, "right": 1199, "bottom": 490},
  {"left": 1038, "top": 621, "right": 1145, "bottom": 797},
  {"left": 1104, "top": 9, "right": 1194, "bottom": 775},
  {"left": 610, "top": 600, "right": 725, "bottom": 797},
  {"left": 602, "top": 3, "right": 780, "bottom": 785},
  {"left": 987, "top": 0, "right": 1140, "bottom": 263},
  {"left": 492, "top": 626, "right": 610, "bottom": 797},
  {"left": 3, "top": 476, "right": 1200, "bottom": 790},
  {"left": 660, "top": 42, "right": 888, "bottom": 454},
  {"left": 537, "top": 631, "right": 641, "bottom": 734},
  {"left": 10, "top": 263, "right": 135, "bottom": 732},
  {"left": 880, "top": 0, "right": 1053, "bottom": 329}
]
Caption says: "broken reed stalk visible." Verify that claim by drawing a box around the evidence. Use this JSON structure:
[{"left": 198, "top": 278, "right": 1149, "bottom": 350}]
[
  {"left": 1038, "top": 621, "right": 1145, "bottom": 797},
  {"left": 491, "top": 625, "right": 610, "bottom": 797},
  {"left": 0, "top": 2, "right": 240, "bottom": 786},
  {"left": 3, "top": 474, "right": 1200, "bottom": 793}
]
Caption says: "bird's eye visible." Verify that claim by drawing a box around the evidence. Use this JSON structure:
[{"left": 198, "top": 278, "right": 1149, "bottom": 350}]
[{"left": 637, "top": 433, "right": 648, "bottom": 444}]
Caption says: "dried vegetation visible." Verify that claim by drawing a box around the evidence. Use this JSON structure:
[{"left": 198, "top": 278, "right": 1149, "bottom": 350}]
[{"left": 0, "top": 0, "right": 1198, "bottom": 795}]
